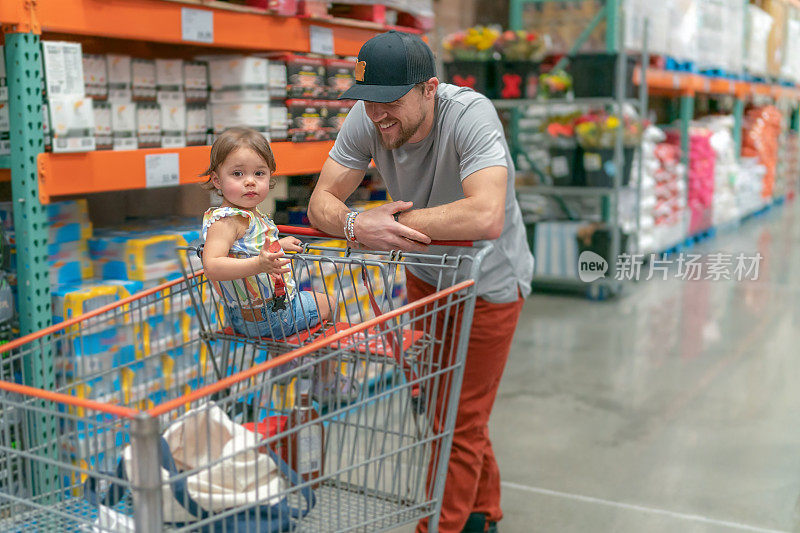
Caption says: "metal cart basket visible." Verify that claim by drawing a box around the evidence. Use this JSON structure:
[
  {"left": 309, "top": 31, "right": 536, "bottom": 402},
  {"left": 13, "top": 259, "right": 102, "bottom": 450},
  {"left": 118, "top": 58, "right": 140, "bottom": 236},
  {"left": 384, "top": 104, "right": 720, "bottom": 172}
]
[{"left": 0, "top": 227, "right": 487, "bottom": 532}]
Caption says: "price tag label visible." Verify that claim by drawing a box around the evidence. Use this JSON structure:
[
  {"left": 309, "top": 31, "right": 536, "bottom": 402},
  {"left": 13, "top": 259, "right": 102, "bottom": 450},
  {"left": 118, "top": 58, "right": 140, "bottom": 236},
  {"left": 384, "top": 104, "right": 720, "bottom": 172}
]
[
  {"left": 182, "top": 8, "right": 214, "bottom": 44},
  {"left": 145, "top": 153, "right": 180, "bottom": 189},
  {"left": 310, "top": 26, "right": 335, "bottom": 56}
]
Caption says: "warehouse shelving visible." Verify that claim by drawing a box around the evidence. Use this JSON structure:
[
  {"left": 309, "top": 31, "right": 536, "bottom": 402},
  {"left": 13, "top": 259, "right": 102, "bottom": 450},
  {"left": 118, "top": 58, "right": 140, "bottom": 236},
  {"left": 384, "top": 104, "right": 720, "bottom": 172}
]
[
  {"left": 492, "top": 97, "right": 640, "bottom": 109},
  {"left": 0, "top": 0, "right": 399, "bottom": 370},
  {"left": 634, "top": 68, "right": 800, "bottom": 100},
  {"left": 500, "top": 0, "right": 800, "bottom": 299},
  {"left": 0, "top": 0, "right": 411, "bottom": 55},
  {"left": 499, "top": 0, "right": 642, "bottom": 299},
  {"left": 517, "top": 185, "right": 617, "bottom": 197},
  {"left": 34, "top": 141, "right": 336, "bottom": 202}
]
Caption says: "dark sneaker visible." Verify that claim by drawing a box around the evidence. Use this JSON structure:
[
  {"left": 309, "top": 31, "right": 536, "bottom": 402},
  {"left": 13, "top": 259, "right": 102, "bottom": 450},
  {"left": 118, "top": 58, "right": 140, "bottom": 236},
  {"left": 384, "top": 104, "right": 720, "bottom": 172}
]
[{"left": 461, "top": 513, "right": 498, "bottom": 533}]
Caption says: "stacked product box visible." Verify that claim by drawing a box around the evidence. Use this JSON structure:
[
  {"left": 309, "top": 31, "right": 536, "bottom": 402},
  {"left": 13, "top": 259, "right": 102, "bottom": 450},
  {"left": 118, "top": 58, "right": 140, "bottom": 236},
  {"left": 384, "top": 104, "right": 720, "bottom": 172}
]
[
  {"left": 156, "top": 59, "right": 187, "bottom": 148},
  {"left": 208, "top": 56, "right": 270, "bottom": 138},
  {"left": 326, "top": 99, "right": 356, "bottom": 140},
  {"left": 82, "top": 220, "right": 207, "bottom": 400},
  {"left": 42, "top": 41, "right": 96, "bottom": 153},
  {"left": 268, "top": 58, "right": 289, "bottom": 141},
  {"left": 185, "top": 61, "right": 211, "bottom": 146},
  {"left": 37, "top": 47, "right": 357, "bottom": 150},
  {"left": 286, "top": 99, "right": 330, "bottom": 142},
  {"left": 280, "top": 53, "right": 327, "bottom": 99},
  {"left": 276, "top": 54, "right": 357, "bottom": 142},
  {"left": 92, "top": 54, "right": 211, "bottom": 150},
  {"left": 325, "top": 58, "right": 356, "bottom": 99},
  {"left": 52, "top": 279, "right": 142, "bottom": 379},
  {"left": 1, "top": 199, "right": 95, "bottom": 285},
  {"left": 89, "top": 230, "right": 184, "bottom": 282}
]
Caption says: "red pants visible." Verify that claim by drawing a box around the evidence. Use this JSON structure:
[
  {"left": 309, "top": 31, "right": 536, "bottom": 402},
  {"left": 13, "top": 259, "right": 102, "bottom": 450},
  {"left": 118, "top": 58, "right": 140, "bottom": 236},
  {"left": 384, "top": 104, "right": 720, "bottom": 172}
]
[{"left": 407, "top": 272, "right": 525, "bottom": 533}]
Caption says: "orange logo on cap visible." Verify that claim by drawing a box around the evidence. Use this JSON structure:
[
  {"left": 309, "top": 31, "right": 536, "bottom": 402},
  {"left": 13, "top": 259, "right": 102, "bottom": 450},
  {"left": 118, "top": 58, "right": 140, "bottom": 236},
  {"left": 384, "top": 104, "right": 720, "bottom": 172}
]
[{"left": 355, "top": 61, "right": 366, "bottom": 82}]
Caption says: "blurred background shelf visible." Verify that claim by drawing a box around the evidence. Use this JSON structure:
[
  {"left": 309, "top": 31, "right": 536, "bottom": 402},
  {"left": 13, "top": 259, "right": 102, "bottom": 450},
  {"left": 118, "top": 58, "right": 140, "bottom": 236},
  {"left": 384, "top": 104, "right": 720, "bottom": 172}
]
[
  {"left": 35, "top": 142, "right": 335, "bottom": 203},
  {"left": 0, "top": 0, "right": 407, "bottom": 55}
]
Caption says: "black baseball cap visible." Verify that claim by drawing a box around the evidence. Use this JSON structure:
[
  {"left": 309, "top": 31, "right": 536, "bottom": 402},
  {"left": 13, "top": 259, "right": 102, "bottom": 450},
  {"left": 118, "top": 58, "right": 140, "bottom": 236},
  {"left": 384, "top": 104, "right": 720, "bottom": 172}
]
[{"left": 340, "top": 30, "right": 436, "bottom": 103}]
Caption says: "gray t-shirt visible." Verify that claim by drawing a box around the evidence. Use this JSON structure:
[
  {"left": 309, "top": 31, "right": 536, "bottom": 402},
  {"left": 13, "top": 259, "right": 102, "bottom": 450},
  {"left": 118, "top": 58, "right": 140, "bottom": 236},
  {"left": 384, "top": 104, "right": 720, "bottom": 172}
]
[{"left": 329, "top": 83, "right": 534, "bottom": 303}]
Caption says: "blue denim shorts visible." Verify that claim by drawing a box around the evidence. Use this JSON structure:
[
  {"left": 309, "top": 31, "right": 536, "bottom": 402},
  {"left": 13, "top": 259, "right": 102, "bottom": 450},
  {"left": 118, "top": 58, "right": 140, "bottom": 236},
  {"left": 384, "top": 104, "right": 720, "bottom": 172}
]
[{"left": 227, "top": 291, "right": 320, "bottom": 340}]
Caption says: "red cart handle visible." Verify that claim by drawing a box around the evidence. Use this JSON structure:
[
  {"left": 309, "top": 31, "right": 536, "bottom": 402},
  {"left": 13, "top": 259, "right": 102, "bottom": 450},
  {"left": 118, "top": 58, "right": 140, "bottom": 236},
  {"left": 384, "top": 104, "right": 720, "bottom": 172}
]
[{"left": 276, "top": 225, "right": 473, "bottom": 248}]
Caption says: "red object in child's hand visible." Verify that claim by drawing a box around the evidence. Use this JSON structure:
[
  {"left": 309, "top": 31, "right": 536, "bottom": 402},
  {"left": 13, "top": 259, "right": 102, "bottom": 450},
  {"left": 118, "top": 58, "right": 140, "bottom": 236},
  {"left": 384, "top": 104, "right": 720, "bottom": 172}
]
[{"left": 267, "top": 240, "right": 288, "bottom": 304}]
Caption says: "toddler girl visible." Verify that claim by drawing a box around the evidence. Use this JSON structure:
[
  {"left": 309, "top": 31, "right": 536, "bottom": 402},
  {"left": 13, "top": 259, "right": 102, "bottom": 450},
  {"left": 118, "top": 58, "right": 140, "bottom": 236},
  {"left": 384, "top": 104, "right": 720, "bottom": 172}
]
[
  {"left": 201, "top": 126, "right": 330, "bottom": 340},
  {"left": 201, "top": 127, "right": 358, "bottom": 403}
]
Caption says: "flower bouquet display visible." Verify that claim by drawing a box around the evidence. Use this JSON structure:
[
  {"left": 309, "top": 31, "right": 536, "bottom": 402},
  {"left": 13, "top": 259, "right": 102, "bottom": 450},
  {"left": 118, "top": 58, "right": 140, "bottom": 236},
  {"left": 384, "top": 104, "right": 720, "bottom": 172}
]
[
  {"left": 575, "top": 113, "right": 641, "bottom": 187},
  {"left": 543, "top": 114, "right": 584, "bottom": 186},
  {"left": 538, "top": 69, "right": 572, "bottom": 100},
  {"left": 443, "top": 26, "right": 500, "bottom": 98},
  {"left": 494, "top": 30, "right": 546, "bottom": 99}
]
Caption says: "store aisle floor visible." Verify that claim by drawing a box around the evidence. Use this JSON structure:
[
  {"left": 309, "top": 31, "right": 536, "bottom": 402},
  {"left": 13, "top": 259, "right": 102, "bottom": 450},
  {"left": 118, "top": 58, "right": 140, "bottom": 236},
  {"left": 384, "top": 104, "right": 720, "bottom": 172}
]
[{"left": 494, "top": 200, "right": 800, "bottom": 532}]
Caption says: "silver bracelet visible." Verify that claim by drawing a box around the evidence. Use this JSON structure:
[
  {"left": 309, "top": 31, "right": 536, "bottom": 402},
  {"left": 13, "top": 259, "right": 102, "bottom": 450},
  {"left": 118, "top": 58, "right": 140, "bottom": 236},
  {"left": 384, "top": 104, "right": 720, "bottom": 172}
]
[{"left": 344, "top": 211, "right": 358, "bottom": 243}]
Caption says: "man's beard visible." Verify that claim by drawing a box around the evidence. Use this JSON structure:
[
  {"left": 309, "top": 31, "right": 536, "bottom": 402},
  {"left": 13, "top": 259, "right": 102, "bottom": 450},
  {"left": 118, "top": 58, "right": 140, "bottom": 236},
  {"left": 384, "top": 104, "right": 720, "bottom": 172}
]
[{"left": 374, "top": 111, "right": 426, "bottom": 150}]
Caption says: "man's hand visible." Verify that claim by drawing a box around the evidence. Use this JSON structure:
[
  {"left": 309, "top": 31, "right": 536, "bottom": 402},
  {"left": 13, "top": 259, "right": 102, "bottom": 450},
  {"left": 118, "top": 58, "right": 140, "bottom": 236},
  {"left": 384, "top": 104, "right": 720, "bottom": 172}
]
[
  {"left": 278, "top": 236, "right": 303, "bottom": 253},
  {"left": 258, "top": 239, "right": 291, "bottom": 275},
  {"left": 353, "top": 201, "right": 431, "bottom": 252}
]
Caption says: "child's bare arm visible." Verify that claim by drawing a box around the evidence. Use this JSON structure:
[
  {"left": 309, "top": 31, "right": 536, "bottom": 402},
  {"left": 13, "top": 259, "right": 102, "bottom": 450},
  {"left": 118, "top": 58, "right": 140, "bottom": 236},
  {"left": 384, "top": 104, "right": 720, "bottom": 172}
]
[{"left": 203, "top": 217, "right": 290, "bottom": 281}]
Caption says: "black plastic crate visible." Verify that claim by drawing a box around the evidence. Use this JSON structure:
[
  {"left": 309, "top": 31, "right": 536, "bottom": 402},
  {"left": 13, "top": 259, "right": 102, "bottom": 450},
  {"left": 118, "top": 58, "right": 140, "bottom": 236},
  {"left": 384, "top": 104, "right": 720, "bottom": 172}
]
[
  {"left": 568, "top": 54, "right": 637, "bottom": 98},
  {"left": 495, "top": 61, "right": 540, "bottom": 99},
  {"left": 443, "top": 61, "right": 497, "bottom": 99},
  {"left": 576, "top": 226, "right": 630, "bottom": 263},
  {"left": 581, "top": 147, "right": 634, "bottom": 187},
  {"left": 548, "top": 145, "right": 584, "bottom": 186}
]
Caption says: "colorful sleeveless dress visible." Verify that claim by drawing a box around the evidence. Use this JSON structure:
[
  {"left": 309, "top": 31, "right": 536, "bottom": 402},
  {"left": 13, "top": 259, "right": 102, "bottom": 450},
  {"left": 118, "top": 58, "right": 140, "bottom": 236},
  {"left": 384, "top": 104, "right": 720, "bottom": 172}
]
[
  {"left": 202, "top": 207, "right": 317, "bottom": 339},
  {"left": 202, "top": 206, "right": 296, "bottom": 305}
]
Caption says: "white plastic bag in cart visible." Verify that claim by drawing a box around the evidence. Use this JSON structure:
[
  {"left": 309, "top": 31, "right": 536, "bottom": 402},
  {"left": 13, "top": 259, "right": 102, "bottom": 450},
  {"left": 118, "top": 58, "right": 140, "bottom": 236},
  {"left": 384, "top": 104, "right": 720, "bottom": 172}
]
[
  {"left": 123, "top": 402, "right": 286, "bottom": 523},
  {"left": 92, "top": 505, "right": 135, "bottom": 533}
]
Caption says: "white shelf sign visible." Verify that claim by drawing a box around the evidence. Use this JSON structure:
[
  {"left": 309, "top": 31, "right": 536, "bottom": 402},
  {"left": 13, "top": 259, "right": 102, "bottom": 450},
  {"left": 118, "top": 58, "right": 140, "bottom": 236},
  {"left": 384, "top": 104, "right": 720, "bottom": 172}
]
[
  {"left": 310, "top": 26, "right": 334, "bottom": 56},
  {"left": 145, "top": 153, "right": 180, "bottom": 189},
  {"left": 182, "top": 8, "right": 214, "bottom": 44}
]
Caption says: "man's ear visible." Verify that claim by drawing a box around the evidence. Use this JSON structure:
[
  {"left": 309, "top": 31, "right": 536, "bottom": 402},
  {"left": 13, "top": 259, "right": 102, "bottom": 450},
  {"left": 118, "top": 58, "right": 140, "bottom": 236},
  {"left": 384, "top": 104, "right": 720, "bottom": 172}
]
[{"left": 425, "top": 77, "right": 439, "bottom": 99}]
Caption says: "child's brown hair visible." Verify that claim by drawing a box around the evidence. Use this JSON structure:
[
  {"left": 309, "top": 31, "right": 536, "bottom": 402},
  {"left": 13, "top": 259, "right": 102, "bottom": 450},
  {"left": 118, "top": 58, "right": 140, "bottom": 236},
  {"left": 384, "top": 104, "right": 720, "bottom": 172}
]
[{"left": 201, "top": 127, "right": 277, "bottom": 191}]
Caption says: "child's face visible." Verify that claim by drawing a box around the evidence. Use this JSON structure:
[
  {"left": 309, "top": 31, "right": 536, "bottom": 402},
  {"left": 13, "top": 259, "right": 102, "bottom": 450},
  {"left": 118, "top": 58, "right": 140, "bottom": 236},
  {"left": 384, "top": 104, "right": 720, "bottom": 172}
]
[{"left": 212, "top": 147, "right": 272, "bottom": 210}]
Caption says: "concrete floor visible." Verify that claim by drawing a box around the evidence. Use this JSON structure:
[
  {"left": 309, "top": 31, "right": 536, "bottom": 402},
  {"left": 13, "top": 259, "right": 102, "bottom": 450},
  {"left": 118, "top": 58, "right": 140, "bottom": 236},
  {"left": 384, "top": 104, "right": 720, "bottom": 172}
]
[{"left": 494, "top": 200, "right": 800, "bottom": 532}]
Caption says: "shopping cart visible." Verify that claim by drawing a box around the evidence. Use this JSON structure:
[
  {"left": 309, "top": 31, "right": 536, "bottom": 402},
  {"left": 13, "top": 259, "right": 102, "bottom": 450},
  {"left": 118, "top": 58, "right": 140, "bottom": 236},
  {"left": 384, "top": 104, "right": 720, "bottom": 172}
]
[{"left": 0, "top": 227, "right": 488, "bottom": 532}]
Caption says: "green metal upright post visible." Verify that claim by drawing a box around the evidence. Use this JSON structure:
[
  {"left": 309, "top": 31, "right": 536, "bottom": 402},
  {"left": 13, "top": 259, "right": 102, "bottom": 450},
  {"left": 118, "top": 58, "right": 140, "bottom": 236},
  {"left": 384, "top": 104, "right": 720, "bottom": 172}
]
[
  {"left": 792, "top": 106, "right": 800, "bottom": 133},
  {"left": 733, "top": 98, "right": 745, "bottom": 161},
  {"left": 508, "top": 0, "right": 525, "bottom": 174},
  {"left": 509, "top": 0, "right": 525, "bottom": 31},
  {"left": 5, "top": 35, "right": 51, "bottom": 336},
  {"left": 4, "top": 31, "right": 57, "bottom": 499},
  {"left": 605, "top": 0, "right": 620, "bottom": 53},
  {"left": 680, "top": 93, "right": 695, "bottom": 171}
]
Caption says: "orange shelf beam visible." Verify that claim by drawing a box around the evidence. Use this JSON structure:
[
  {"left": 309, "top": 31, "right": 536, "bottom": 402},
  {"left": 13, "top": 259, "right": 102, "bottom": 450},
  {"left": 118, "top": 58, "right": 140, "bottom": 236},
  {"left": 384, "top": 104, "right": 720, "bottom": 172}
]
[
  {"left": 36, "top": 141, "right": 334, "bottom": 204},
  {"left": 0, "top": 0, "right": 386, "bottom": 55},
  {"left": 634, "top": 67, "right": 800, "bottom": 100}
]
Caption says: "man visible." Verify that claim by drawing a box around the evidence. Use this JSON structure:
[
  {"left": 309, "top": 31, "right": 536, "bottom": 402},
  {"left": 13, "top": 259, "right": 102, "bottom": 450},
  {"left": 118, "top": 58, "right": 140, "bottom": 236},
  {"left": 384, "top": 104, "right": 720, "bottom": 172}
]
[{"left": 307, "top": 30, "right": 533, "bottom": 533}]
